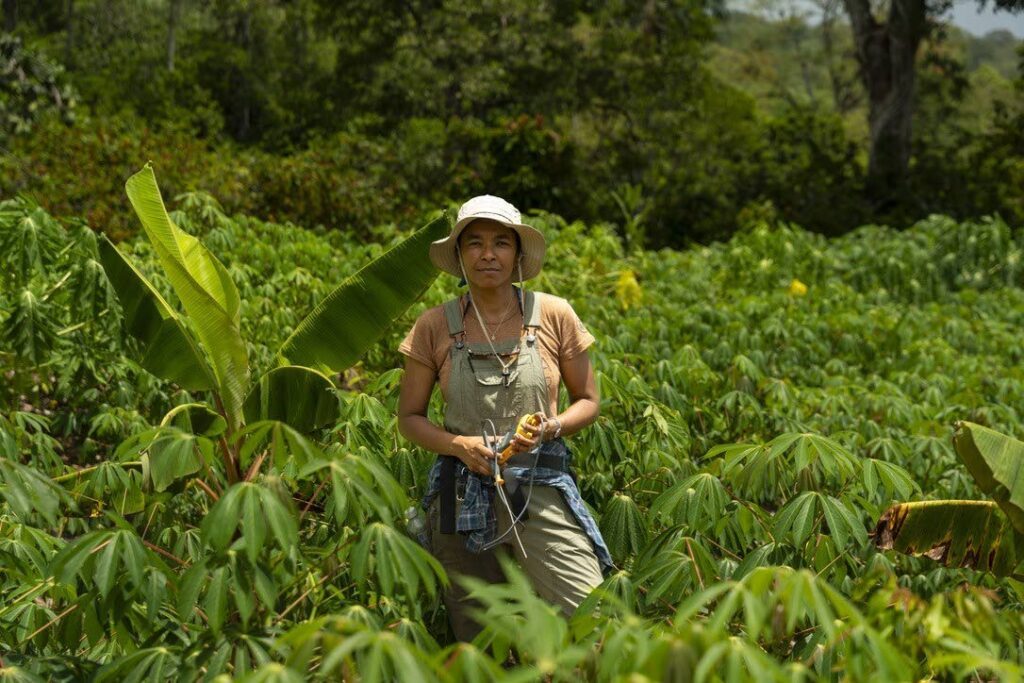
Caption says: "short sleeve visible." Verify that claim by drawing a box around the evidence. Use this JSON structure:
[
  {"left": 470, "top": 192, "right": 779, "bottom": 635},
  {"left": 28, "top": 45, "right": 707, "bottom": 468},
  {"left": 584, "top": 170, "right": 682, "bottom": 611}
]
[
  {"left": 398, "top": 312, "right": 438, "bottom": 372},
  {"left": 552, "top": 297, "right": 595, "bottom": 361}
]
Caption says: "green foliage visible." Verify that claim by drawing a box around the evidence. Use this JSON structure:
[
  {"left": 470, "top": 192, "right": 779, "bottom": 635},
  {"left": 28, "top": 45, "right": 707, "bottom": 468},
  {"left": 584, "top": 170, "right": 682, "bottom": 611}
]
[
  {"left": 100, "top": 163, "right": 446, "bottom": 496},
  {"left": 4, "top": 1, "right": 1022, "bottom": 246},
  {"left": 278, "top": 211, "right": 450, "bottom": 372},
  {"left": 98, "top": 233, "right": 215, "bottom": 391},
  {"left": 4, "top": 188, "right": 1024, "bottom": 678},
  {"left": 0, "top": 34, "right": 77, "bottom": 139},
  {"left": 124, "top": 163, "right": 250, "bottom": 428}
]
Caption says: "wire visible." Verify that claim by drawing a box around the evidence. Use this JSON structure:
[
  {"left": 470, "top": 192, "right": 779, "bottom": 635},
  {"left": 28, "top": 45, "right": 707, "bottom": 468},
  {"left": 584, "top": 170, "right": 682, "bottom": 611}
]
[{"left": 479, "top": 419, "right": 540, "bottom": 555}]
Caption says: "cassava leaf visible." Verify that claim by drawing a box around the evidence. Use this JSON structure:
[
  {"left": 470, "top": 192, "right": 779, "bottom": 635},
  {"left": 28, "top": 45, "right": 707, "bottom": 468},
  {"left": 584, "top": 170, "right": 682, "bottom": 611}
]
[
  {"left": 601, "top": 493, "right": 649, "bottom": 563},
  {"left": 144, "top": 427, "right": 211, "bottom": 492},
  {"left": 200, "top": 482, "right": 297, "bottom": 558}
]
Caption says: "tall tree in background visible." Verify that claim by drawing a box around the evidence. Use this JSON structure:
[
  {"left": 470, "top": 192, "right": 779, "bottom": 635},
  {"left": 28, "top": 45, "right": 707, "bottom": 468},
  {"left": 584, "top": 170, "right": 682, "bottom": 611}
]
[
  {"left": 841, "top": 0, "right": 1022, "bottom": 205},
  {"left": 167, "top": 0, "right": 182, "bottom": 71}
]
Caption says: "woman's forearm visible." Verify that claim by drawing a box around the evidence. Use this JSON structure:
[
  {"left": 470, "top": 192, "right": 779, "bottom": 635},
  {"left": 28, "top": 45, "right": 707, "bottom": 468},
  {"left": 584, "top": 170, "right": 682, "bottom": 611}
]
[
  {"left": 398, "top": 414, "right": 462, "bottom": 456},
  {"left": 398, "top": 415, "right": 498, "bottom": 475},
  {"left": 547, "top": 397, "right": 600, "bottom": 441}
]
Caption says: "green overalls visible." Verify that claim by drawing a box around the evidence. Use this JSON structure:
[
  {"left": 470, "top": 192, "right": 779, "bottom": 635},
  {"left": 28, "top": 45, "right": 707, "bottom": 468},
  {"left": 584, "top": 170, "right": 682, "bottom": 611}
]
[{"left": 424, "top": 290, "right": 605, "bottom": 643}]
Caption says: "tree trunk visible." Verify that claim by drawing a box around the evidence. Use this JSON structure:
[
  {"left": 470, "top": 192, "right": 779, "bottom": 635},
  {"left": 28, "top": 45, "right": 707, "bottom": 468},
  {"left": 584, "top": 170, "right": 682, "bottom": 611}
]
[
  {"left": 167, "top": 0, "right": 182, "bottom": 72},
  {"left": 815, "top": 0, "right": 861, "bottom": 114},
  {"left": 3, "top": 0, "right": 16, "bottom": 33},
  {"left": 842, "top": 0, "right": 927, "bottom": 206}
]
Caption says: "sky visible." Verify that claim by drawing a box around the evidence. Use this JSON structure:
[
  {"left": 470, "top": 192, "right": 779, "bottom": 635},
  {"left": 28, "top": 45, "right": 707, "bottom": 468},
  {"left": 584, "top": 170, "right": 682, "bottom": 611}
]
[
  {"left": 731, "top": 0, "right": 1024, "bottom": 38},
  {"left": 951, "top": 1, "right": 1024, "bottom": 37}
]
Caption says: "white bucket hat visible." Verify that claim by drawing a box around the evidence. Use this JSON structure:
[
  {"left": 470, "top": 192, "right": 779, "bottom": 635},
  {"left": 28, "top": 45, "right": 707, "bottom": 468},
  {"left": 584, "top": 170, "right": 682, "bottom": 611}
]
[{"left": 429, "top": 195, "right": 546, "bottom": 281}]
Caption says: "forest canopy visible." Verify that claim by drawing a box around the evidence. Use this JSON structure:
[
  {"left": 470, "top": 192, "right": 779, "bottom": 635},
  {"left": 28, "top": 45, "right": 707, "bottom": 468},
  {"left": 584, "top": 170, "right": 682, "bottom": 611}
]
[{"left": 0, "top": 0, "right": 1022, "bottom": 246}]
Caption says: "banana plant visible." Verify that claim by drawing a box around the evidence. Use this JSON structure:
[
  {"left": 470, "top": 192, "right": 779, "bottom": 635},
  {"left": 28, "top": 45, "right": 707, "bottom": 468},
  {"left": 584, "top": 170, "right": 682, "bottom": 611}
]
[
  {"left": 99, "top": 163, "right": 449, "bottom": 486},
  {"left": 873, "top": 421, "right": 1024, "bottom": 577}
]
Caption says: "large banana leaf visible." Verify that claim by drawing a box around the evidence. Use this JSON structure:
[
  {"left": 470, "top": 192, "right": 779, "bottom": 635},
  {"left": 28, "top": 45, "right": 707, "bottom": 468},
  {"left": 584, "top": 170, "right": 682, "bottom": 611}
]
[
  {"left": 243, "top": 365, "right": 338, "bottom": 433},
  {"left": 873, "top": 500, "right": 1024, "bottom": 577},
  {"left": 98, "top": 235, "right": 214, "bottom": 391},
  {"left": 953, "top": 421, "right": 1024, "bottom": 533},
  {"left": 125, "top": 164, "right": 249, "bottom": 428},
  {"left": 278, "top": 212, "right": 450, "bottom": 372}
]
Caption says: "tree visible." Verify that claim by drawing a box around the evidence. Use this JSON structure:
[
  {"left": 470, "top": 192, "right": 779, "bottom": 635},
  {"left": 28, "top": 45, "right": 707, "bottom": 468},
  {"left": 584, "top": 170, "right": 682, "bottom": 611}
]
[
  {"left": 840, "top": 0, "right": 1023, "bottom": 205},
  {"left": 166, "top": 0, "right": 182, "bottom": 72}
]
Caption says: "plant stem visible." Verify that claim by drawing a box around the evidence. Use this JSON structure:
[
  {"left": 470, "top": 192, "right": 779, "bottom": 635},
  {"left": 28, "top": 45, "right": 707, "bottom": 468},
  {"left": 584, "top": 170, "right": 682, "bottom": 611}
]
[
  {"left": 685, "top": 538, "right": 705, "bottom": 589},
  {"left": 275, "top": 567, "right": 340, "bottom": 623},
  {"left": 22, "top": 603, "right": 78, "bottom": 644},
  {"left": 243, "top": 450, "right": 267, "bottom": 482},
  {"left": 213, "top": 394, "right": 240, "bottom": 483},
  {"left": 51, "top": 461, "right": 142, "bottom": 483},
  {"left": 143, "top": 540, "right": 189, "bottom": 567},
  {"left": 219, "top": 434, "right": 240, "bottom": 484},
  {"left": 192, "top": 477, "right": 220, "bottom": 501},
  {"left": 299, "top": 480, "right": 328, "bottom": 523}
]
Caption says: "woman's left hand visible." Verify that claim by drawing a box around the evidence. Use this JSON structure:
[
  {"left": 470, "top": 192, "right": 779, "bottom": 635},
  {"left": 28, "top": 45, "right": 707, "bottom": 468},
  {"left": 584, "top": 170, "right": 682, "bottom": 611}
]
[{"left": 511, "top": 411, "right": 547, "bottom": 453}]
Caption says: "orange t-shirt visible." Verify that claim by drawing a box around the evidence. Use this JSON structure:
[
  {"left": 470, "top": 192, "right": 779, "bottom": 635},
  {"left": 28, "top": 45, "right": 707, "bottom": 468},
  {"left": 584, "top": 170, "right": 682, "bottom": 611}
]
[{"left": 398, "top": 292, "right": 595, "bottom": 416}]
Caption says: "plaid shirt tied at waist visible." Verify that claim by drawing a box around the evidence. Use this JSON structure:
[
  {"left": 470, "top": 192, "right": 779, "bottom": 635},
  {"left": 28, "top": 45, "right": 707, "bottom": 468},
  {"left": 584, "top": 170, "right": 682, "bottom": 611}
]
[{"left": 421, "top": 439, "right": 614, "bottom": 572}]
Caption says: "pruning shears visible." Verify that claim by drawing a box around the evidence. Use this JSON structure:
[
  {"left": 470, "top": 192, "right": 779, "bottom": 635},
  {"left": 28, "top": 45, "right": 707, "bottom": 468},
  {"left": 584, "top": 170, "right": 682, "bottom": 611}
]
[{"left": 489, "top": 414, "right": 542, "bottom": 485}]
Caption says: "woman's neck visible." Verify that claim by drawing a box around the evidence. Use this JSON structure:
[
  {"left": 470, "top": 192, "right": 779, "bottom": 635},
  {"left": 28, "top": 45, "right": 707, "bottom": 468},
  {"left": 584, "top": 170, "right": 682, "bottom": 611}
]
[{"left": 467, "top": 284, "right": 518, "bottom": 320}]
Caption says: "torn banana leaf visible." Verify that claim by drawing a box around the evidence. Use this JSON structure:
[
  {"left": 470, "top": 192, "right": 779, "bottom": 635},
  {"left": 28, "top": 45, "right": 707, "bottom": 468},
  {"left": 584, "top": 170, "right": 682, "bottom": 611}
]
[{"left": 873, "top": 500, "right": 1024, "bottom": 577}]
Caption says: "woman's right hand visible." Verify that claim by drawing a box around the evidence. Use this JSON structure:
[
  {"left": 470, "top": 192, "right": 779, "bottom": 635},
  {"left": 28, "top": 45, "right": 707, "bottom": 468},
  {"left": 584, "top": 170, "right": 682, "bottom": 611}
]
[{"left": 452, "top": 435, "right": 496, "bottom": 476}]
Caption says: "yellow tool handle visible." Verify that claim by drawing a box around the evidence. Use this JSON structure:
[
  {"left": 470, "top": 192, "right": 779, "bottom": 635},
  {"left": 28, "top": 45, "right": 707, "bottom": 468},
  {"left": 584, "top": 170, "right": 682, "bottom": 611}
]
[{"left": 498, "top": 414, "right": 541, "bottom": 464}]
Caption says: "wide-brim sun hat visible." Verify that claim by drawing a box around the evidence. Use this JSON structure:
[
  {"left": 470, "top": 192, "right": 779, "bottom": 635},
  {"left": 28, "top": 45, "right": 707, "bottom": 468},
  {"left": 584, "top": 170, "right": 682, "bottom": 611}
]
[{"left": 430, "top": 195, "right": 546, "bottom": 281}]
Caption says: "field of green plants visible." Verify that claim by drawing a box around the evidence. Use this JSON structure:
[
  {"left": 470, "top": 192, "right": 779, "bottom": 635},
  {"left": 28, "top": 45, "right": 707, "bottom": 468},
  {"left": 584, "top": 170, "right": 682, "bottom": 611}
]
[{"left": 3, "top": 168, "right": 1024, "bottom": 680}]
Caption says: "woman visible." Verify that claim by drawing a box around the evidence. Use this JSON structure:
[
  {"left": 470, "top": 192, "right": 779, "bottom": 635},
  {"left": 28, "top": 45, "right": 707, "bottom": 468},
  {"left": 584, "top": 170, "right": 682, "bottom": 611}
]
[{"left": 397, "top": 195, "right": 613, "bottom": 643}]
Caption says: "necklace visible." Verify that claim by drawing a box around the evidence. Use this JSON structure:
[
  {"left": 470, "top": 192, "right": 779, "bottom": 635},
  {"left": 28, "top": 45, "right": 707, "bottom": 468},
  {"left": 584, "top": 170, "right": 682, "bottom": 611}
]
[
  {"left": 467, "top": 290, "right": 524, "bottom": 383},
  {"left": 478, "top": 295, "right": 517, "bottom": 340}
]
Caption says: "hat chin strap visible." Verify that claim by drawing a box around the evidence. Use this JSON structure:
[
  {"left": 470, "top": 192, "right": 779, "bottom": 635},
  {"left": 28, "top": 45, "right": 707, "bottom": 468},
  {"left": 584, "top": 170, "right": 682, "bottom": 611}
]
[
  {"left": 517, "top": 257, "right": 526, "bottom": 309},
  {"left": 457, "top": 247, "right": 471, "bottom": 290}
]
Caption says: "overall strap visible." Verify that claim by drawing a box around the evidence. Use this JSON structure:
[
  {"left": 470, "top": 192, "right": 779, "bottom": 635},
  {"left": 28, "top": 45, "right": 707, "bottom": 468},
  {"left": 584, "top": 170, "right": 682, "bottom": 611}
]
[
  {"left": 443, "top": 296, "right": 466, "bottom": 336},
  {"left": 522, "top": 290, "right": 541, "bottom": 343},
  {"left": 443, "top": 296, "right": 466, "bottom": 353},
  {"left": 523, "top": 290, "right": 541, "bottom": 328}
]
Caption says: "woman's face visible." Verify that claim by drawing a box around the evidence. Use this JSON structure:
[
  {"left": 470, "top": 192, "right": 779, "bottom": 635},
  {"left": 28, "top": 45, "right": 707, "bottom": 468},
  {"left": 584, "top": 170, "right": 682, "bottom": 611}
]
[{"left": 457, "top": 219, "right": 519, "bottom": 290}]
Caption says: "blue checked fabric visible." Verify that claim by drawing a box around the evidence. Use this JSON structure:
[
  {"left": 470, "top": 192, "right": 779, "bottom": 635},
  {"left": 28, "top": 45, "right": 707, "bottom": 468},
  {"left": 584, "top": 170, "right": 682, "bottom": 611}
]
[{"left": 421, "top": 439, "right": 614, "bottom": 572}]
